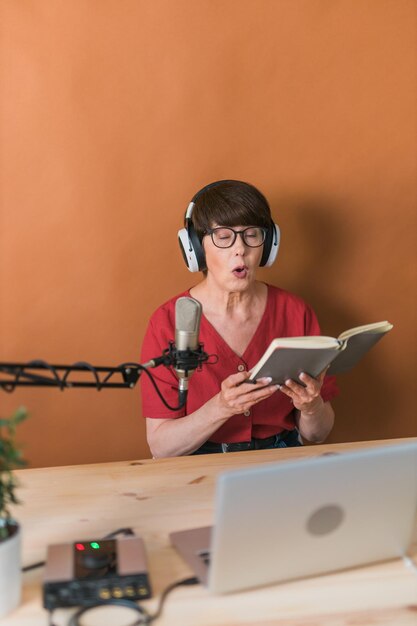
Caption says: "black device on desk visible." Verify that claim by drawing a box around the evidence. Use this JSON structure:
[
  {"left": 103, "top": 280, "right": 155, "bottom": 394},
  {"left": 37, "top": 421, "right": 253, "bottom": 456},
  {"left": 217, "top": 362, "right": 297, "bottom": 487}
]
[{"left": 43, "top": 536, "right": 152, "bottom": 609}]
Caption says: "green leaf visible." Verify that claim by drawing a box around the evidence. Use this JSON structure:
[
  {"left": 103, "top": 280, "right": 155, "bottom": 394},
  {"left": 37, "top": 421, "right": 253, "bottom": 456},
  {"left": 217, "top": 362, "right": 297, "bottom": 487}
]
[
  {"left": 10, "top": 407, "right": 29, "bottom": 426},
  {"left": 0, "top": 407, "right": 28, "bottom": 521}
]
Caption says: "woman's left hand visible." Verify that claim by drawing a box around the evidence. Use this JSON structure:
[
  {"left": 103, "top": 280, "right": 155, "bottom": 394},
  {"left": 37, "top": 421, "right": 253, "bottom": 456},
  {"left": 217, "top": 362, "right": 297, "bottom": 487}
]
[{"left": 278, "top": 370, "right": 326, "bottom": 414}]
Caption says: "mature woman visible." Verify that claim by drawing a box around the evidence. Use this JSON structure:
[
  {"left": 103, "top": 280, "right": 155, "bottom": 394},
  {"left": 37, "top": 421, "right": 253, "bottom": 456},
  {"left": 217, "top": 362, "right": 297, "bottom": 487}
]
[{"left": 140, "top": 180, "right": 338, "bottom": 457}]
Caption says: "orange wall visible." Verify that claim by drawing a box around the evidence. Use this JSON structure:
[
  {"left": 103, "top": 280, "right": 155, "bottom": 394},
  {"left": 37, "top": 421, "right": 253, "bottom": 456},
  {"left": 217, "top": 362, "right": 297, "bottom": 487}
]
[{"left": 1, "top": 0, "right": 416, "bottom": 467}]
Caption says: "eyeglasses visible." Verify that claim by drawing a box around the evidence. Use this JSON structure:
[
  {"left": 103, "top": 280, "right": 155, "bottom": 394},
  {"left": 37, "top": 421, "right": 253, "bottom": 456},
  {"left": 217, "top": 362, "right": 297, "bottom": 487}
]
[{"left": 205, "top": 226, "right": 267, "bottom": 249}]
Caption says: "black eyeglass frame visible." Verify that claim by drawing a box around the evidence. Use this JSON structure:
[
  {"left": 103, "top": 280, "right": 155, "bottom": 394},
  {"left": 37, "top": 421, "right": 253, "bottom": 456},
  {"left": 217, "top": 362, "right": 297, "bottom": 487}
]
[{"left": 204, "top": 226, "right": 267, "bottom": 249}]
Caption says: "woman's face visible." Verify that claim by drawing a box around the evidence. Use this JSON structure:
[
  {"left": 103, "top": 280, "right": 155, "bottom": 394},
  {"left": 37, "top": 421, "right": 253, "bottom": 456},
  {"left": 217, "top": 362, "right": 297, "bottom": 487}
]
[{"left": 202, "top": 224, "right": 264, "bottom": 291}]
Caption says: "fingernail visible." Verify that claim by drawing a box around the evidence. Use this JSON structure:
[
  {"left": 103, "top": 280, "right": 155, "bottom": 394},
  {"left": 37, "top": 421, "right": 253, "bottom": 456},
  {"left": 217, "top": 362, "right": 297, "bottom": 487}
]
[{"left": 259, "top": 376, "right": 272, "bottom": 384}]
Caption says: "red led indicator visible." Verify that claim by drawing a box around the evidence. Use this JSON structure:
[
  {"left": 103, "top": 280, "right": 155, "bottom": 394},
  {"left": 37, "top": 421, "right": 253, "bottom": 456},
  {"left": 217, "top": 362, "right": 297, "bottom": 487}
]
[{"left": 75, "top": 543, "right": 85, "bottom": 551}]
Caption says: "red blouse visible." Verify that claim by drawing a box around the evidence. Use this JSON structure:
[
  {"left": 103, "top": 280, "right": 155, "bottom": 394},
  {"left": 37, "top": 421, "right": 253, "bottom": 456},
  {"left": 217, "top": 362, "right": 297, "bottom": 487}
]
[{"left": 140, "top": 284, "right": 339, "bottom": 443}]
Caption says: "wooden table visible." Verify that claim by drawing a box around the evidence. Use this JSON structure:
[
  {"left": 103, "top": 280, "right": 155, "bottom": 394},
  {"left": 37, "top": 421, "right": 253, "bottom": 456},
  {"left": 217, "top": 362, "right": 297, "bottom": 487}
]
[{"left": 3, "top": 438, "right": 417, "bottom": 625}]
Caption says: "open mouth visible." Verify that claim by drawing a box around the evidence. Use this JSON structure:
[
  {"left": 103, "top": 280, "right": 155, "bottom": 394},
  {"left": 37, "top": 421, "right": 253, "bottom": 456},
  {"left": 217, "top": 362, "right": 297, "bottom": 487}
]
[{"left": 232, "top": 266, "right": 248, "bottom": 278}]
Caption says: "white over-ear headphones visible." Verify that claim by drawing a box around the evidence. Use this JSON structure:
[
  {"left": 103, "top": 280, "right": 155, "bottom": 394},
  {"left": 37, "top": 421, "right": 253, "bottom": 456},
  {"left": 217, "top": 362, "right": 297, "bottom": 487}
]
[{"left": 178, "top": 181, "right": 281, "bottom": 273}]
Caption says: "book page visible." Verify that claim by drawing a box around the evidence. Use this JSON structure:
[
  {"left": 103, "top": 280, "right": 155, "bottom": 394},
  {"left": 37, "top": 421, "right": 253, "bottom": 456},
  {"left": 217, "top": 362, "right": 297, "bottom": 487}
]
[{"left": 338, "top": 321, "right": 393, "bottom": 342}]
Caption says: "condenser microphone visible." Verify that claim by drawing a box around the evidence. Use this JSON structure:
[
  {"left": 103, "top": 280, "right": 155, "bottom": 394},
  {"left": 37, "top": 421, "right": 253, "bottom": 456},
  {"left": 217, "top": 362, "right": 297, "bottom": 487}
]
[{"left": 174, "top": 296, "right": 202, "bottom": 404}]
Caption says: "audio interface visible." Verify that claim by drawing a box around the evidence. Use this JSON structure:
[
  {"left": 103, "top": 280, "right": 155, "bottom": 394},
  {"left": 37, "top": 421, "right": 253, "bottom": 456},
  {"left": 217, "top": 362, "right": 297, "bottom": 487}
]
[{"left": 43, "top": 536, "right": 152, "bottom": 609}]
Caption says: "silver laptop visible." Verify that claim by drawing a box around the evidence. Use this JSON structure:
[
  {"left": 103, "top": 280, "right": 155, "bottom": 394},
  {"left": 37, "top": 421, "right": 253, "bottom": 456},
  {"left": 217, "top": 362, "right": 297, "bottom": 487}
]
[{"left": 170, "top": 442, "right": 417, "bottom": 594}]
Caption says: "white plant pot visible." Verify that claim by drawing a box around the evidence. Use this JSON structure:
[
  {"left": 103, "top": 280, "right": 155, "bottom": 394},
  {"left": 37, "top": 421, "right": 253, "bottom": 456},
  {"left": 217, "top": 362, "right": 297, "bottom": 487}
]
[{"left": 0, "top": 523, "right": 21, "bottom": 618}]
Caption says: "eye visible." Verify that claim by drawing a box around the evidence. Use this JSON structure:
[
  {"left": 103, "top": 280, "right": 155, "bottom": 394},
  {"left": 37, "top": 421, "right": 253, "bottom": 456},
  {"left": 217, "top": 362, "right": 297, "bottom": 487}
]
[
  {"left": 245, "top": 228, "right": 260, "bottom": 238},
  {"left": 216, "top": 229, "right": 233, "bottom": 240}
]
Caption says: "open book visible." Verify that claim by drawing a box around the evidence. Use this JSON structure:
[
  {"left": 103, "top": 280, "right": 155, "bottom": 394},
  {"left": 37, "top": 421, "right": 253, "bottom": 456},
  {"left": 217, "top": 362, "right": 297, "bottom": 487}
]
[{"left": 249, "top": 321, "right": 393, "bottom": 385}]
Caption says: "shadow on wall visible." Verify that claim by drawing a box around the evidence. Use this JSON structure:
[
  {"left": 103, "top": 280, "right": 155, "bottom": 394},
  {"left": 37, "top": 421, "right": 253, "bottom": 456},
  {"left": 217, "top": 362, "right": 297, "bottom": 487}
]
[{"left": 260, "top": 194, "right": 396, "bottom": 444}]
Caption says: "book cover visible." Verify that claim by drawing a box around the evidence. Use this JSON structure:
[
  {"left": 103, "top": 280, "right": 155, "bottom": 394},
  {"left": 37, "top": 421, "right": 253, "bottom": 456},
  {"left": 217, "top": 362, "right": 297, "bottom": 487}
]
[{"left": 249, "top": 321, "right": 393, "bottom": 385}]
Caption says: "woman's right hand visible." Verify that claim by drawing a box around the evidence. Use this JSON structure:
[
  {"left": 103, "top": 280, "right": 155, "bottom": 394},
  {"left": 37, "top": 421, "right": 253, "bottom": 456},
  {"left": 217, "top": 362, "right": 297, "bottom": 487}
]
[
  {"left": 216, "top": 371, "right": 278, "bottom": 418},
  {"left": 146, "top": 372, "right": 279, "bottom": 458}
]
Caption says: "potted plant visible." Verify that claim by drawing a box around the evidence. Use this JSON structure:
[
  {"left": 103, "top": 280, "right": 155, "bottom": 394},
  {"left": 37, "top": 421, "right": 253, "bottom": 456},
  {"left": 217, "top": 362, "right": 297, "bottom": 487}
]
[{"left": 0, "top": 406, "right": 27, "bottom": 618}]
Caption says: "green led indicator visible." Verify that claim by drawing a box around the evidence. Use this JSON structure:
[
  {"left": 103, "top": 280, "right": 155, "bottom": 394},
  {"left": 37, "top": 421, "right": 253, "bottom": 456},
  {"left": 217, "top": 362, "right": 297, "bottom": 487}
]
[{"left": 90, "top": 542, "right": 100, "bottom": 550}]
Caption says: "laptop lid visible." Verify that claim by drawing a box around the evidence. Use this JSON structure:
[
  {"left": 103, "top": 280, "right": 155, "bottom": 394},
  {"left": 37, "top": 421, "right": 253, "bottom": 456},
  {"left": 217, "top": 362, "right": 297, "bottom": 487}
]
[{"left": 171, "top": 442, "right": 417, "bottom": 594}]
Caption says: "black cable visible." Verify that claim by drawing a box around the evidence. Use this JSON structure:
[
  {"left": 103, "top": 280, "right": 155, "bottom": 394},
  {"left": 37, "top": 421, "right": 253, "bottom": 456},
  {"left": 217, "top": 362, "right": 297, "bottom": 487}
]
[
  {"left": 146, "top": 576, "right": 199, "bottom": 623},
  {"left": 25, "top": 525, "right": 199, "bottom": 625},
  {"left": 139, "top": 366, "right": 186, "bottom": 411},
  {"left": 26, "top": 360, "right": 65, "bottom": 390},
  {"left": 51, "top": 576, "right": 200, "bottom": 626},
  {"left": 102, "top": 527, "right": 136, "bottom": 539},
  {"left": 0, "top": 361, "right": 133, "bottom": 391},
  {"left": 22, "top": 560, "right": 46, "bottom": 572},
  {"left": 2, "top": 360, "right": 64, "bottom": 392},
  {"left": 62, "top": 361, "right": 102, "bottom": 390},
  {"left": 74, "top": 357, "right": 185, "bottom": 409},
  {"left": 67, "top": 599, "right": 149, "bottom": 626},
  {"left": 1, "top": 359, "right": 186, "bottom": 408},
  {"left": 137, "top": 348, "right": 217, "bottom": 411},
  {"left": 1, "top": 347, "right": 216, "bottom": 400}
]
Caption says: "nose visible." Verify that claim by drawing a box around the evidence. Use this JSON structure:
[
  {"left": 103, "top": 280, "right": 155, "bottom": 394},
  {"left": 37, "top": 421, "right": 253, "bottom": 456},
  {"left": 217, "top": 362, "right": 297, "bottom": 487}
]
[{"left": 232, "top": 232, "right": 246, "bottom": 254}]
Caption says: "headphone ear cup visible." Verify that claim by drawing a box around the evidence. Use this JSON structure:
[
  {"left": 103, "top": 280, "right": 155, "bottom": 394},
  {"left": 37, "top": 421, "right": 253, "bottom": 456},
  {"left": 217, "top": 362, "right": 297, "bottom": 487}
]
[
  {"left": 178, "top": 226, "right": 206, "bottom": 272},
  {"left": 260, "top": 223, "right": 280, "bottom": 267}
]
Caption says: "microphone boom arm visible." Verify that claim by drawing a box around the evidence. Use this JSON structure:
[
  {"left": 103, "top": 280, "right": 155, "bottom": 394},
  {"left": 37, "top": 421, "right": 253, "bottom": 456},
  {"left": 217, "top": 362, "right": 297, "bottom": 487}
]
[
  {"left": 0, "top": 343, "right": 211, "bottom": 409},
  {"left": 0, "top": 337, "right": 211, "bottom": 414},
  {"left": 0, "top": 360, "right": 142, "bottom": 392}
]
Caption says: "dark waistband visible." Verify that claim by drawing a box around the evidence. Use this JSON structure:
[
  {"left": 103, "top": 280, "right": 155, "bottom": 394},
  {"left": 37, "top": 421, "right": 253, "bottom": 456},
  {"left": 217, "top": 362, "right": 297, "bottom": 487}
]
[{"left": 193, "top": 430, "right": 295, "bottom": 454}]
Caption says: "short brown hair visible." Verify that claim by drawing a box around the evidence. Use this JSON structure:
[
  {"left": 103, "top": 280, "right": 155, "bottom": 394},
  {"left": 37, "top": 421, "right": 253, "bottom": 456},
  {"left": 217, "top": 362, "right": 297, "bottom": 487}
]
[{"left": 190, "top": 180, "right": 272, "bottom": 242}]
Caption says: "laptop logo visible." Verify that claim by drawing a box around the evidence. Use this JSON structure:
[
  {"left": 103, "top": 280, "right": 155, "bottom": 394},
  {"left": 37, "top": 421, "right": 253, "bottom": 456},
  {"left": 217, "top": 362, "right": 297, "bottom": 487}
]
[{"left": 306, "top": 504, "right": 345, "bottom": 536}]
